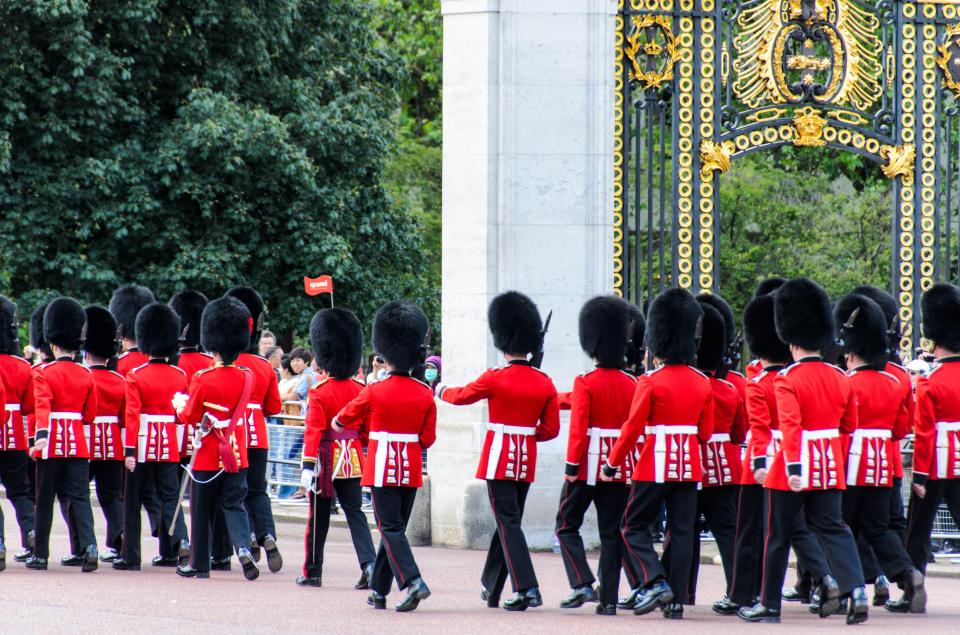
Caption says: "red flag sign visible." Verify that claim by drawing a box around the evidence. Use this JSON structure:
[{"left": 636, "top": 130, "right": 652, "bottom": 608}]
[{"left": 304, "top": 275, "right": 334, "bottom": 296}]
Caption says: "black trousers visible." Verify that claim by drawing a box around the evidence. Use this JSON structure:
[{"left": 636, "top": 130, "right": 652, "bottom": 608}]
[
  {"left": 482, "top": 479, "right": 538, "bottom": 596},
  {"left": 0, "top": 450, "right": 35, "bottom": 548},
  {"left": 303, "top": 478, "right": 376, "bottom": 578},
  {"left": 189, "top": 470, "right": 251, "bottom": 573},
  {"left": 211, "top": 468, "right": 247, "bottom": 561},
  {"left": 245, "top": 448, "right": 276, "bottom": 542},
  {"left": 906, "top": 478, "right": 960, "bottom": 573},
  {"left": 621, "top": 481, "right": 698, "bottom": 602},
  {"left": 65, "top": 460, "right": 124, "bottom": 554},
  {"left": 843, "top": 485, "right": 912, "bottom": 583},
  {"left": 554, "top": 480, "right": 628, "bottom": 604},
  {"left": 34, "top": 458, "right": 95, "bottom": 559},
  {"left": 730, "top": 484, "right": 765, "bottom": 605},
  {"left": 761, "top": 489, "right": 863, "bottom": 610},
  {"left": 684, "top": 485, "right": 739, "bottom": 603},
  {"left": 123, "top": 462, "right": 186, "bottom": 565},
  {"left": 369, "top": 486, "right": 421, "bottom": 594},
  {"left": 858, "top": 477, "right": 906, "bottom": 582}
]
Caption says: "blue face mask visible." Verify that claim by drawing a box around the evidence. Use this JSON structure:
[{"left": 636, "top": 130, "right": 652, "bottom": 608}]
[{"left": 424, "top": 368, "right": 439, "bottom": 382}]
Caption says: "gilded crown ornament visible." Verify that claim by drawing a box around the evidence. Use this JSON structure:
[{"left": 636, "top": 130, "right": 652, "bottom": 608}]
[{"left": 792, "top": 107, "right": 827, "bottom": 147}]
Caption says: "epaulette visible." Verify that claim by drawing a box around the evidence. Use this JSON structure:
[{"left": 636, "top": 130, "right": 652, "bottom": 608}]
[
  {"left": 118, "top": 351, "right": 131, "bottom": 359},
  {"left": 688, "top": 366, "right": 709, "bottom": 379},
  {"left": 878, "top": 370, "right": 899, "bottom": 385},
  {"left": 729, "top": 370, "right": 746, "bottom": 380},
  {"left": 129, "top": 362, "right": 150, "bottom": 375},
  {"left": 826, "top": 364, "right": 847, "bottom": 376},
  {"left": 528, "top": 365, "right": 550, "bottom": 377},
  {"left": 351, "top": 377, "right": 366, "bottom": 387},
  {"left": 194, "top": 366, "right": 217, "bottom": 377},
  {"left": 108, "top": 370, "right": 125, "bottom": 380},
  {"left": 751, "top": 371, "right": 767, "bottom": 383},
  {"left": 618, "top": 369, "right": 639, "bottom": 382},
  {"left": 4, "top": 355, "right": 31, "bottom": 368},
  {"left": 928, "top": 363, "right": 945, "bottom": 377},
  {"left": 310, "top": 377, "right": 331, "bottom": 392},
  {"left": 646, "top": 365, "right": 666, "bottom": 376},
  {"left": 713, "top": 376, "right": 735, "bottom": 390},
  {"left": 580, "top": 368, "right": 599, "bottom": 378},
  {"left": 411, "top": 376, "right": 432, "bottom": 390},
  {"left": 778, "top": 365, "right": 796, "bottom": 376},
  {"left": 170, "top": 365, "right": 187, "bottom": 376}
]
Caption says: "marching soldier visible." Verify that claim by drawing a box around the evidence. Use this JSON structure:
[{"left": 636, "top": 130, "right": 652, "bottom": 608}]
[
  {"left": 176, "top": 296, "right": 260, "bottom": 581},
  {"left": 835, "top": 293, "right": 925, "bottom": 613},
  {"left": 0, "top": 296, "right": 36, "bottom": 569},
  {"left": 438, "top": 291, "right": 560, "bottom": 611},
  {"left": 222, "top": 286, "right": 282, "bottom": 572},
  {"left": 114, "top": 303, "right": 189, "bottom": 570},
  {"left": 110, "top": 284, "right": 156, "bottom": 376},
  {"left": 602, "top": 288, "right": 713, "bottom": 619},
  {"left": 334, "top": 300, "right": 436, "bottom": 612},
  {"left": 29, "top": 298, "right": 99, "bottom": 572},
  {"left": 738, "top": 278, "right": 868, "bottom": 624},
  {"left": 297, "top": 308, "right": 376, "bottom": 588},
  {"left": 554, "top": 296, "right": 637, "bottom": 615},
  {"left": 744, "top": 278, "right": 785, "bottom": 380}
]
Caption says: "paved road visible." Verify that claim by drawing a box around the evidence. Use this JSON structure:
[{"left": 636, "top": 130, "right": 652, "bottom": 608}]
[{"left": 1, "top": 498, "right": 957, "bottom": 634}]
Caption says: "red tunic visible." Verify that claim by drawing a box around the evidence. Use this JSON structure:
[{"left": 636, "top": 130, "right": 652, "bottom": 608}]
[
  {"left": 844, "top": 367, "right": 911, "bottom": 487},
  {"left": 116, "top": 349, "right": 149, "bottom": 377},
  {"left": 766, "top": 358, "right": 857, "bottom": 491},
  {"left": 26, "top": 360, "right": 53, "bottom": 448},
  {"left": 302, "top": 377, "right": 367, "bottom": 481},
  {"left": 885, "top": 362, "right": 913, "bottom": 479},
  {"left": 745, "top": 359, "right": 762, "bottom": 381},
  {"left": 558, "top": 391, "right": 572, "bottom": 411},
  {"left": 912, "top": 358, "right": 960, "bottom": 484},
  {"left": 740, "top": 365, "right": 785, "bottom": 486},
  {"left": 564, "top": 368, "right": 638, "bottom": 484},
  {"left": 33, "top": 358, "right": 98, "bottom": 459},
  {"left": 606, "top": 364, "right": 714, "bottom": 483},
  {"left": 88, "top": 366, "right": 126, "bottom": 461},
  {"left": 0, "top": 354, "right": 34, "bottom": 451},
  {"left": 181, "top": 365, "right": 252, "bottom": 471},
  {"left": 701, "top": 376, "right": 746, "bottom": 487},
  {"left": 336, "top": 373, "right": 436, "bottom": 488},
  {"left": 235, "top": 352, "right": 282, "bottom": 450},
  {"left": 124, "top": 360, "right": 187, "bottom": 462},
  {"left": 177, "top": 350, "right": 213, "bottom": 381},
  {"left": 438, "top": 361, "right": 560, "bottom": 482}
]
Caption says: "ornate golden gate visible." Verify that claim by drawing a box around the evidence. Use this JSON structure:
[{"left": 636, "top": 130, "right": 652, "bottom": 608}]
[{"left": 614, "top": 0, "right": 960, "bottom": 353}]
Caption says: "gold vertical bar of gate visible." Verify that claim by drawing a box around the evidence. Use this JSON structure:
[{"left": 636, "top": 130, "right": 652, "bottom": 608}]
[
  {"left": 918, "top": 19, "right": 938, "bottom": 352},
  {"left": 697, "top": 3, "right": 717, "bottom": 294},
  {"left": 896, "top": 10, "right": 918, "bottom": 356},
  {"left": 675, "top": 12, "right": 696, "bottom": 290}
]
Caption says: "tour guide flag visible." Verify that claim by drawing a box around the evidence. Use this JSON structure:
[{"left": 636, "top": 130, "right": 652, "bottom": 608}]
[{"left": 304, "top": 275, "right": 334, "bottom": 297}]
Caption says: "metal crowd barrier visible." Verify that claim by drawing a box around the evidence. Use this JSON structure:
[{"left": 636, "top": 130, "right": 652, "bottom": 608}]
[{"left": 266, "top": 404, "right": 307, "bottom": 499}]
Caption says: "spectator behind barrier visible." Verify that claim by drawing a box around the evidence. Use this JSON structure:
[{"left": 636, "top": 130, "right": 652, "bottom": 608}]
[{"left": 259, "top": 330, "right": 277, "bottom": 357}]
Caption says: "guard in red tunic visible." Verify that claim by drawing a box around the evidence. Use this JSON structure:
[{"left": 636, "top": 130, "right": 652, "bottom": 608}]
[
  {"left": 334, "top": 300, "right": 436, "bottom": 612},
  {"left": 0, "top": 296, "right": 35, "bottom": 569},
  {"left": 553, "top": 296, "right": 637, "bottom": 615},
  {"left": 176, "top": 296, "right": 260, "bottom": 581},
  {"left": 438, "top": 291, "right": 559, "bottom": 611},
  {"left": 115, "top": 302, "right": 189, "bottom": 570},
  {"left": 297, "top": 308, "right": 375, "bottom": 588},
  {"left": 110, "top": 284, "right": 156, "bottom": 376},
  {"left": 224, "top": 286, "right": 283, "bottom": 572},
  {"left": 906, "top": 284, "right": 960, "bottom": 597},
  {"left": 29, "top": 298, "right": 99, "bottom": 572},
  {"left": 602, "top": 288, "right": 713, "bottom": 619},
  {"left": 22, "top": 304, "right": 53, "bottom": 507},
  {"left": 835, "top": 293, "right": 925, "bottom": 613},
  {"left": 738, "top": 278, "right": 868, "bottom": 624},
  {"left": 744, "top": 279, "right": 785, "bottom": 381}
]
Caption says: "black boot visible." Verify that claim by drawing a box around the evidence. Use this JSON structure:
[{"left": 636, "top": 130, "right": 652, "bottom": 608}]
[
  {"left": 25, "top": 554, "right": 48, "bottom": 570},
  {"left": 237, "top": 547, "right": 259, "bottom": 581},
  {"left": 618, "top": 587, "right": 641, "bottom": 609},
  {"left": 782, "top": 585, "right": 808, "bottom": 603},
  {"left": 14, "top": 531, "right": 35, "bottom": 563},
  {"left": 737, "top": 602, "right": 781, "bottom": 623},
  {"left": 884, "top": 592, "right": 910, "bottom": 613},
  {"left": 904, "top": 569, "right": 927, "bottom": 614},
  {"left": 210, "top": 557, "right": 231, "bottom": 571},
  {"left": 712, "top": 594, "right": 740, "bottom": 615},
  {"left": 595, "top": 603, "right": 616, "bottom": 615},
  {"left": 662, "top": 602, "right": 684, "bottom": 619},
  {"left": 503, "top": 587, "right": 543, "bottom": 612},
  {"left": 296, "top": 575, "right": 321, "bottom": 587},
  {"left": 98, "top": 548, "right": 119, "bottom": 563},
  {"left": 60, "top": 554, "right": 83, "bottom": 567},
  {"left": 367, "top": 591, "right": 387, "bottom": 609},
  {"left": 262, "top": 534, "right": 282, "bottom": 573},
  {"left": 873, "top": 575, "right": 890, "bottom": 606},
  {"left": 81, "top": 545, "right": 98, "bottom": 573},
  {"left": 481, "top": 587, "right": 500, "bottom": 608},
  {"left": 112, "top": 558, "right": 141, "bottom": 571},
  {"left": 846, "top": 586, "right": 868, "bottom": 625},
  {"left": 818, "top": 575, "right": 841, "bottom": 618},
  {"left": 395, "top": 577, "right": 431, "bottom": 612},
  {"left": 354, "top": 562, "right": 374, "bottom": 590},
  {"left": 152, "top": 554, "right": 178, "bottom": 567},
  {"left": 176, "top": 564, "right": 209, "bottom": 579},
  {"left": 633, "top": 580, "right": 674, "bottom": 616},
  {"left": 559, "top": 584, "right": 598, "bottom": 609}
]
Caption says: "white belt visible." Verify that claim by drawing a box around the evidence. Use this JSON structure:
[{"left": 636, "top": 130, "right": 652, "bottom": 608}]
[
  {"left": 708, "top": 433, "right": 731, "bottom": 444},
  {"left": 43, "top": 412, "right": 82, "bottom": 459},
  {"left": 370, "top": 431, "right": 419, "bottom": 487},
  {"left": 50, "top": 412, "right": 82, "bottom": 420},
  {"left": 935, "top": 421, "right": 960, "bottom": 479},
  {"left": 586, "top": 427, "right": 621, "bottom": 486},
  {"left": 484, "top": 423, "right": 537, "bottom": 480},
  {"left": 140, "top": 414, "right": 175, "bottom": 424},
  {"left": 801, "top": 429, "right": 839, "bottom": 441},
  {"left": 645, "top": 425, "right": 698, "bottom": 484},
  {"left": 847, "top": 428, "right": 892, "bottom": 485},
  {"left": 247, "top": 403, "right": 261, "bottom": 410},
  {"left": 800, "top": 428, "right": 840, "bottom": 489},
  {"left": 4, "top": 404, "right": 21, "bottom": 412},
  {"left": 93, "top": 416, "right": 119, "bottom": 425}
]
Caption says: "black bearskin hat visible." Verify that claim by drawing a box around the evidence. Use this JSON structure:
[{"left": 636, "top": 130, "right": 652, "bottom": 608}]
[
  {"left": 578, "top": 296, "right": 630, "bottom": 368},
  {"left": 696, "top": 301, "right": 726, "bottom": 372},
  {"left": 922, "top": 283, "right": 960, "bottom": 352},
  {"left": 774, "top": 278, "right": 834, "bottom": 352},
  {"left": 169, "top": 290, "right": 208, "bottom": 349},
  {"left": 646, "top": 288, "right": 702, "bottom": 365},
  {"left": 625, "top": 302, "right": 646, "bottom": 367},
  {"left": 835, "top": 293, "right": 888, "bottom": 369},
  {"left": 372, "top": 301, "right": 429, "bottom": 372},
  {"left": 0, "top": 296, "right": 18, "bottom": 355},
  {"left": 851, "top": 285, "right": 899, "bottom": 353},
  {"left": 43, "top": 298, "right": 86, "bottom": 352},
  {"left": 135, "top": 302, "right": 180, "bottom": 358},
  {"left": 310, "top": 308, "right": 363, "bottom": 380},
  {"left": 201, "top": 297, "right": 251, "bottom": 364},
  {"left": 109, "top": 284, "right": 155, "bottom": 341},
  {"left": 225, "top": 286, "right": 264, "bottom": 351},
  {"left": 30, "top": 302, "right": 50, "bottom": 356},
  {"left": 754, "top": 277, "right": 786, "bottom": 298},
  {"left": 83, "top": 306, "right": 120, "bottom": 360},
  {"left": 743, "top": 295, "right": 791, "bottom": 364},
  {"left": 696, "top": 293, "right": 735, "bottom": 347},
  {"left": 488, "top": 291, "right": 543, "bottom": 356}
]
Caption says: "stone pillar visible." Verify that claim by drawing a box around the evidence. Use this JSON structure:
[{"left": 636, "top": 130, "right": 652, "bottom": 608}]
[{"left": 434, "top": 0, "right": 616, "bottom": 549}]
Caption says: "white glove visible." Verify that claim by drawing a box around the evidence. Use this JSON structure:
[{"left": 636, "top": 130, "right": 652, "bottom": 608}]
[
  {"left": 172, "top": 392, "right": 189, "bottom": 415},
  {"left": 300, "top": 468, "right": 315, "bottom": 490}
]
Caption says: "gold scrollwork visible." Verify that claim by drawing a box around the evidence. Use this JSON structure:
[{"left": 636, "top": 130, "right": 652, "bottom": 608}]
[
  {"left": 880, "top": 143, "right": 917, "bottom": 180},
  {"left": 699, "top": 140, "right": 735, "bottom": 179},
  {"left": 792, "top": 107, "right": 828, "bottom": 147},
  {"left": 937, "top": 24, "right": 960, "bottom": 98},
  {"left": 624, "top": 16, "right": 681, "bottom": 90}
]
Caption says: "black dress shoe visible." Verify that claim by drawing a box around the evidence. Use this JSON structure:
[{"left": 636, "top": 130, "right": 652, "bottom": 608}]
[
  {"left": 617, "top": 587, "right": 641, "bottom": 609},
  {"left": 210, "top": 557, "right": 231, "bottom": 571},
  {"left": 13, "top": 548, "right": 33, "bottom": 563},
  {"left": 81, "top": 545, "right": 98, "bottom": 573},
  {"left": 503, "top": 587, "right": 543, "bottom": 612},
  {"left": 262, "top": 534, "right": 282, "bottom": 573},
  {"left": 846, "top": 586, "right": 868, "bottom": 625},
  {"left": 662, "top": 602, "right": 684, "bottom": 619},
  {"left": 177, "top": 539, "right": 190, "bottom": 568},
  {"left": 633, "top": 580, "right": 674, "bottom": 616},
  {"left": 368, "top": 591, "right": 387, "bottom": 609},
  {"left": 25, "top": 555, "right": 48, "bottom": 570},
  {"left": 249, "top": 533, "right": 261, "bottom": 563},
  {"left": 782, "top": 585, "right": 808, "bottom": 603},
  {"left": 152, "top": 555, "right": 178, "bottom": 567},
  {"left": 480, "top": 587, "right": 500, "bottom": 608},
  {"left": 396, "top": 577, "right": 431, "bottom": 612},
  {"left": 738, "top": 602, "right": 781, "bottom": 623},
  {"left": 176, "top": 565, "right": 209, "bottom": 579},
  {"left": 237, "top": 547, "right": 259, "bottom": 581},
  {"left": 60, "top": 554, "right": 84, "bottom": 567},
  {"left": 559, "top": 584, "right": 598, "bottom": 609},
  {"left": 296, "top": 575, "right": 321, "bottom": 587},
  {"left": 112, "top": 558, "right": 141, "bottom": 571},
  {"left": 98, "top": 548, "right": 119, "bottom": 563},
  {"left": 595, "top": 603, "right": 616, "bottom": 616},
  {"left": 818, "top": 575, "right": 841, "bottom": 618},
  {"left": 712, "top": 594, "right": 740, "bottom": 615},
  {"left": 873, "top": 575, "right": 890, "bottom": 606},
  {"left": 884, "top": 594, "right": 910, "bottom": 613},
  {"left": 355, "top": 562, "right": 374, "bottom": 590},
  {"left": 905, "top": 568, "right": 927, "bottom": 613}
]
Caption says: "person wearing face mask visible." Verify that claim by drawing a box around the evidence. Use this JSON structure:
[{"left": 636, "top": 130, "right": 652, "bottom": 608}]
[{"left": 424, "top": 356, "right": 441, "bottom": 389}]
